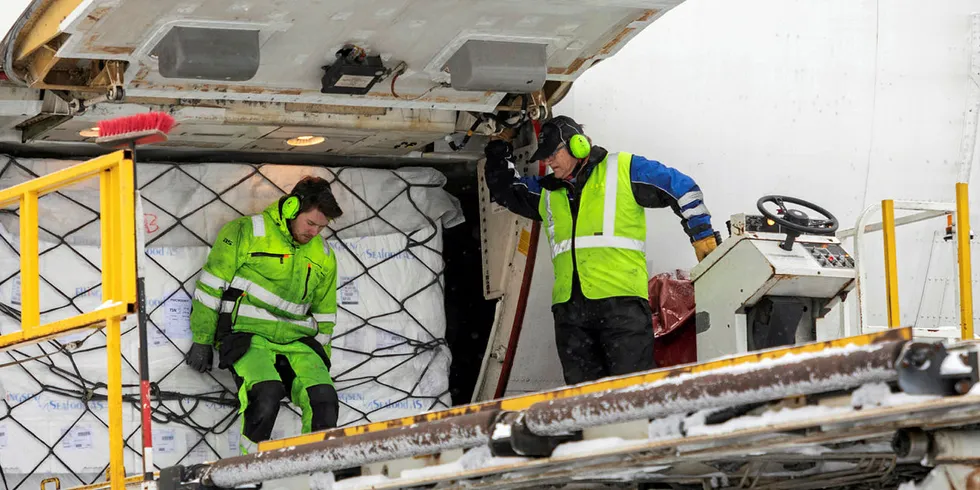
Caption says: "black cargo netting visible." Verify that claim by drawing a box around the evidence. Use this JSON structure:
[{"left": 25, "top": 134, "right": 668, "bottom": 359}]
[{"left": 0, "top": 156, "right": 454, "bottom": 490}]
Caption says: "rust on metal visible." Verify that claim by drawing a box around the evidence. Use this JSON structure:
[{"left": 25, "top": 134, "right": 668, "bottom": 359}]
[
  {"left": 85, "top": 7, "right": 111, "bottom": 24},
  {"left": 599, "top": 27, "right": 636, "bottom": 56},
  {"left": 90, "top": 46, "right": 134, "bottom": 55},
  {"left": 260, "top": 329, "right": 911, "bottom": 451},
  {"left": 636, "top": 9, "right": 660, "bottom": 22},
  {"left": 522, "top": 338, "right": 907, "bottom": 436},
  {"left": 203, "top": 410, "right": 499, "bottom": 488},
  {"left": 550, "top": 58, "right": 588, "bottom": 76},
  {"left": 88, "top": 59, "right": 125, "bottom": 88},
  {"left": 284, "top": 102, "right": 387, "bottom": 116},
  {"left": 132, "top": 66, "right": 151, "bottom": 83},
  {"left": 967, "top": 467, "right": 980, "bottom": 490},
  {"left": 550, "top": 10, "right": 657, "bottom": 77}
]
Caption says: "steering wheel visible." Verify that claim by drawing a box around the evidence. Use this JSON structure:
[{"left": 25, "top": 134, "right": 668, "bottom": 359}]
[{"left": 756, "top": 195, "right": 839, "bottom": 235}]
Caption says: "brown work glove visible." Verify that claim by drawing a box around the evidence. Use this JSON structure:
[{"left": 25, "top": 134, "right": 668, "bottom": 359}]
[{"left": 693, "top": 235, "right": 718, "bottom": 262}]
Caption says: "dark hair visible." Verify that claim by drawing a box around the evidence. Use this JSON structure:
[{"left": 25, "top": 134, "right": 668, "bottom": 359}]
[{"left": 291, "top": 176, "right": 343, "bottom": 219}]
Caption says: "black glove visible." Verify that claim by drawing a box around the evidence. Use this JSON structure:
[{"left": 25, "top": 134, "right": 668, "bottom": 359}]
[
  {"left": 185, "top": 342, "right": 214, "bottom": 373},
  {"left": 484, "top": 140, "right": 513, "bottom": 168}
]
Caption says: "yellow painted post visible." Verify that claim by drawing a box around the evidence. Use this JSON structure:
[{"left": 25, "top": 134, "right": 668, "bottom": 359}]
[
  {"left": 956, "top": 182, "right": 974, "bottom": 340},
  {"left": 882, "top": 200, "right": 900, "bottom": 327},
  {"left": 118, "top": 156, "right": 136, "bottom": 304},
  {"left": 104, "top": 316, "right": 125, "bottom": 490},
  {"left": 101, "top": 164, "right": 125, "bottom": 490},
  {"left": 100, "top": 170, "right": 116, "bottom": 302},
  {"left": 20, "top": 191, "right": 39, "bottom": 330}
]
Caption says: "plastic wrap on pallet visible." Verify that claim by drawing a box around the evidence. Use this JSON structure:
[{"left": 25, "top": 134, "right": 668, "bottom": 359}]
[{"left": 0, "top": 156, "right": 462, "bottom": 488}]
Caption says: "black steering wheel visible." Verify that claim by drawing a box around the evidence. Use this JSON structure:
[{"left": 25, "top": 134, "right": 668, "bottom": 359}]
[{"left": 757, "top": 195, "right": 839, "bottom": 250}]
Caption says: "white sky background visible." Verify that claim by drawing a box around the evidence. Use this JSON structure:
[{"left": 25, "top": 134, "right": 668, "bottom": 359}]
[{"left": 0, "top": 0, "right": 32, "bottom": 44}]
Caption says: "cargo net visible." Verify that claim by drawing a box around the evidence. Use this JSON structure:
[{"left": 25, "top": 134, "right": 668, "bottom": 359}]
[{"left": 0, "top": 156, "right": 462, "bottom": 489}]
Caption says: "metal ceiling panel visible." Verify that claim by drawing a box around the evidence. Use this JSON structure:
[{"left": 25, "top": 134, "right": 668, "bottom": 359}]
[{"left": 49, "top": 0, "right": 681, "bottom": 111}]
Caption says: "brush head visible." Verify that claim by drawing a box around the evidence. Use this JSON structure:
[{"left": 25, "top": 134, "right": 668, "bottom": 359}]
[{"left": 95, "top": 112, "right": 176, "bottom": 148}]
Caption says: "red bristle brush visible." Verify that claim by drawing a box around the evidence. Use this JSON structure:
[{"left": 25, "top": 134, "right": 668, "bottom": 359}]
[
  {"left": 95, "top": 111, "right": 176, "bottom": 148},
  {"left": 94, "top": 111, "right": 175, "bottom": 480}
]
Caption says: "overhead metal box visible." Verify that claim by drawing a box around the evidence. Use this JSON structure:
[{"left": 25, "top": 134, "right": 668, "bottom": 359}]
[
  {"left": 156, "top": 27, "right": 260, "bottom": 82},
  {"left": 447, "top": 40, "right": 547, "bottom": 92}
]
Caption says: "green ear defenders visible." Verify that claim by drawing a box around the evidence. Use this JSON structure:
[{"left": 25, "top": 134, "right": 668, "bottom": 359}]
[
  {"left": 568, "top": 133, "right": 591, "bottom": 160},
  {"left": 281, "top": 194, "right": 303, "bottom": 220}
]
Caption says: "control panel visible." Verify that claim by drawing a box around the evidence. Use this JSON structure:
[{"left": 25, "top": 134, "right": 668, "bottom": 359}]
[
  {"left": 728, "top": 213, "right": 836, "bottom": 237},
  {"left": 802, "top": 243, "right": 854, "bottom": 268},
  {"left": 729, "top": 214, "right": 783, "bottom": 235}
]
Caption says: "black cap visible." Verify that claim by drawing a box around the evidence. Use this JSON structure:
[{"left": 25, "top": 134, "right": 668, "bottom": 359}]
[{"left": 529, "top": 115, "right": 585, "bottom": 162}]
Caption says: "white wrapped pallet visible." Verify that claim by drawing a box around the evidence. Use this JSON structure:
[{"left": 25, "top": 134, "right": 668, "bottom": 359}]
[{"left": 0, "top": 156, "right": 462, "bottom": 487}]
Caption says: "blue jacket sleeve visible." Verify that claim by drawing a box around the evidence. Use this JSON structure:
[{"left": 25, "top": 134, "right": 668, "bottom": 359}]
[
  {"left": 629, "top": 155, "right": 714, "bottom": 241},
  {"left": 484, "top": 158, "right": 543, "bottom": 221}
]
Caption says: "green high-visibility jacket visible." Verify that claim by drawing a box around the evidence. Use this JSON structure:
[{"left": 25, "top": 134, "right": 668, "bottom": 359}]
[
  {"left": 190, "top": 201, "right": 337, "bottom": 353},
  {"left": 538, "top": 151, "right": 648, "bottom": 304}
]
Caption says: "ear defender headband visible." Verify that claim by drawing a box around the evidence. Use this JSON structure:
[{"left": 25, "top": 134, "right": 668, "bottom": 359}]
[{"left": 549, "top": 117, "right": 591, "bottom": 160}]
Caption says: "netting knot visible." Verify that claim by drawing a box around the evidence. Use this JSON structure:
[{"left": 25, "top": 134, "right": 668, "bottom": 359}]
[{"left": 408, "top": 338, "right": 447, "bottom": 355}]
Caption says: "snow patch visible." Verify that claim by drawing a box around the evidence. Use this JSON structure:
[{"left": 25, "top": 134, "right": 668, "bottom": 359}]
[
  {"left": 851, "top": 382, "right": 893, "bottom": 408},
  {"left": 401, "top": 462, "right": 464, "bottom": 480},
  {"left": 879, "top": 392, "right": 941, "bottom": 407},
  {"left": 551, "top": 437, "right": 630, "bottom": 458},
  {"left": 457, "top": 445, "right": 529, "bottom": 471},
  {"left": 458, "top": 445, "right": 494, "bottom": 470},
  {"left": 852, "top": 382, "right": 942, "bottom": 409},
  {"left": 331, "top": 475, "right": 390, "bottom": 490},
  {"left": 686, "top": 405, "right": 850, "bottom": 437},
  {"left": 492, "top": 422, "right": 511, "bottom": 439},
  {"left": 648, "top": 414, "right": 684, "bottom": 441},
  {"left": 941, "top": 354, "right": 973, "bottom": 375},
  {"left": 785, "top": 445, "right": 833, "bottom": 455},
  {"left": 308, "top": 472, "right": 335, "bottom": 490},
  {"left": 897, "top": 480, "right": 918, "bottom": 490},
  {"left": 393, "top": 446, "right": 531, "bottom": 482}
]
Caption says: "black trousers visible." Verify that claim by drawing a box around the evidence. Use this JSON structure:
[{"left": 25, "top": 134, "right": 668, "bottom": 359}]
[{"left": 552, "top": 293, "right": 655, "bottom": 385}]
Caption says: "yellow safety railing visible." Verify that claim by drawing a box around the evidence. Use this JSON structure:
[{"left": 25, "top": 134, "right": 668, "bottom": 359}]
[
  {"left": 0, "top": 150, "right": 136, "bottom": 490},
  {"left": 956, "top": 183, "right": 974, "bottom": 340},
  {"left": 876, "top": 183, "right": 973, "bottom": 340},
  {"left": 881, "top": 199, "right": 900, "bottom": 327}
]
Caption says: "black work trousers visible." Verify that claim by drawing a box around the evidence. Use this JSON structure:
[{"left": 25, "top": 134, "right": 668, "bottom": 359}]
[{"left": 552, "top": 292, "right": 655, "bottom": 385}]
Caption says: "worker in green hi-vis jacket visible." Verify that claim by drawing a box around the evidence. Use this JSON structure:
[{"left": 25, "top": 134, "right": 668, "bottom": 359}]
[{"left": 184, "top": 176, "right": 343, "bottom": 454}]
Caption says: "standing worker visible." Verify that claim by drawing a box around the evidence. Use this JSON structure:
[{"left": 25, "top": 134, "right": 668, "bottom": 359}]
[
  {"left": 484, "top": 116, "right": 720, "bottom": 384},
  {"left": 185, "top": 176, "right": 343, "bottom": 454}
]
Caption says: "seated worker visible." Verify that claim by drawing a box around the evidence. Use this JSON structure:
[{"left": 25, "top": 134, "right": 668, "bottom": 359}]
[
  {"left": 484, "top": 115, "right": 720, "bottom": 385},
  {"left": 185, "top": 176, "right": 342, "bottom": 454}
]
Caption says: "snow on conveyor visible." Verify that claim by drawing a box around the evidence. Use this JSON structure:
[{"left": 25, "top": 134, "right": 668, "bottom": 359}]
[{"left": 304, "top": 379, "right": 946, "bottom": 489}]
